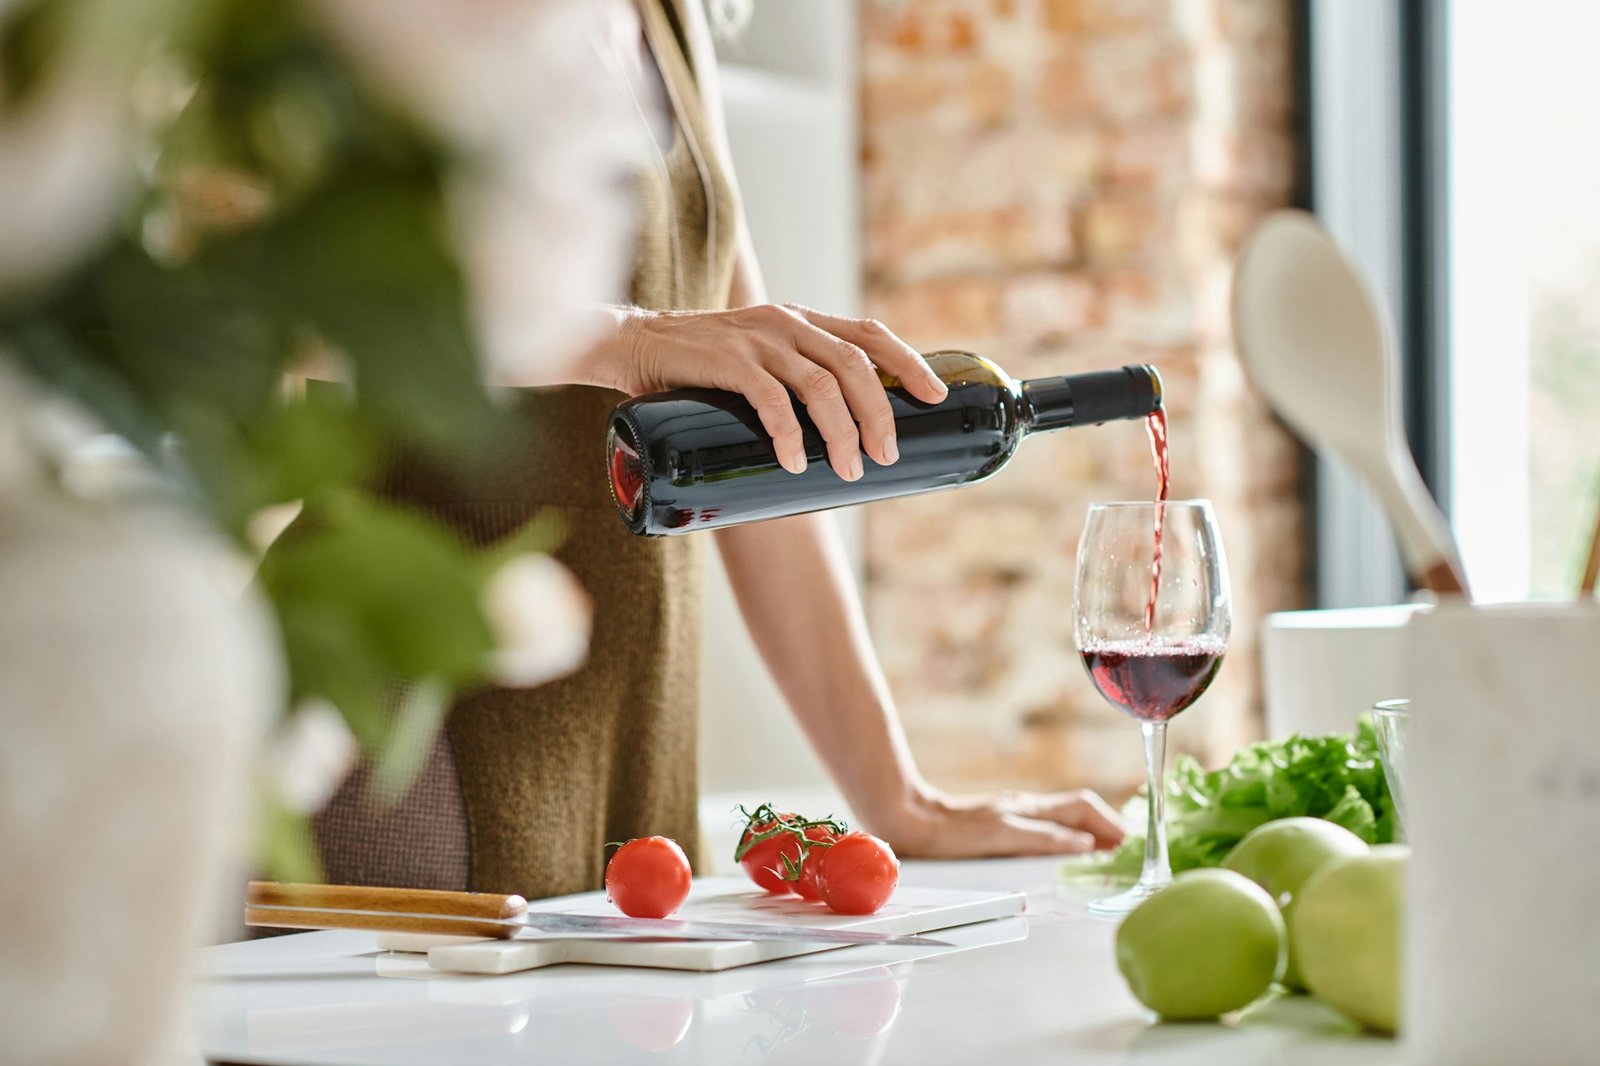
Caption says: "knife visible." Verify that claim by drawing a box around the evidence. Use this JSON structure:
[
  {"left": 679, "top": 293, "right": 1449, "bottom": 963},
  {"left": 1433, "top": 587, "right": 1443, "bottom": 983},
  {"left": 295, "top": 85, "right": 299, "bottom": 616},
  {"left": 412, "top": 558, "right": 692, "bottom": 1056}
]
[{"left": 245, "top": 882, "right": 950, "bottom": 948}]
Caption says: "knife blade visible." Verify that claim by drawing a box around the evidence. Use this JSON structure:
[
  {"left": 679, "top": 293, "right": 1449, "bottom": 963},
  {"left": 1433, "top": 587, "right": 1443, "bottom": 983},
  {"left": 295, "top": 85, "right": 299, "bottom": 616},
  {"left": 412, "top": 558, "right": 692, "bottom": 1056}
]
[
  {"left": 248, "top": 902, "right": 947, "bottom": 941},
  {"left": 244, "top": 882, "right": 949, "bottom": 947}
]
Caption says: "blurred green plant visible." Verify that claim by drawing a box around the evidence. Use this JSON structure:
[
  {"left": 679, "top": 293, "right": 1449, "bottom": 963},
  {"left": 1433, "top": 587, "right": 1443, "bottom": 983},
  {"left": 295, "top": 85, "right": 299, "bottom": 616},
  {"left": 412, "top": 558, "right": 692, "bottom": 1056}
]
[{"left": 0, "top": 0, "right": 551, "bottom": 877}]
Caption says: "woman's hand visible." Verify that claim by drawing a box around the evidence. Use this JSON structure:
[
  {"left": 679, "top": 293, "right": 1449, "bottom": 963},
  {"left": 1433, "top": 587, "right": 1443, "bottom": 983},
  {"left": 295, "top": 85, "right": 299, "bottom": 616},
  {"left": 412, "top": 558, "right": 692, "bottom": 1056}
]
[
  {"left": 870, "top": 784, "right": 1128, "bottom": 858},
  {"left": 576, "top": 304, "right": 948, "bottom": 481}
]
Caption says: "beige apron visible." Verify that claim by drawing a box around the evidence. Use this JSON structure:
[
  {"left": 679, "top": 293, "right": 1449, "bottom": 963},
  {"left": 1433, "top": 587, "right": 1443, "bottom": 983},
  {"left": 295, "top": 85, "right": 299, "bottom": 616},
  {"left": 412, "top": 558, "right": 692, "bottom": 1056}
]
[{"left": 310, "top": 0, "right": 741, "bottom": 898}]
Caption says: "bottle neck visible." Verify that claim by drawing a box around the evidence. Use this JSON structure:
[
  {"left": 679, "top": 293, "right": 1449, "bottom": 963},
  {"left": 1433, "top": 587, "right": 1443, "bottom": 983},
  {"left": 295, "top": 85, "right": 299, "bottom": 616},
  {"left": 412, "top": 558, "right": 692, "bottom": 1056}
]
[{"left": 1020, "top": 364, "right": 1163, "bottom": 433}]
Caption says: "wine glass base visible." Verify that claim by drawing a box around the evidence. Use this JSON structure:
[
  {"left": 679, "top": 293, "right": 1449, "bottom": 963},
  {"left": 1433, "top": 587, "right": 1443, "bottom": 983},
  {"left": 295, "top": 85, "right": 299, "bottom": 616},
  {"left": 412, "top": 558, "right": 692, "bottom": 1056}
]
[{"left": 1086, "top": 877, "right": 1172, "bottom": 918}]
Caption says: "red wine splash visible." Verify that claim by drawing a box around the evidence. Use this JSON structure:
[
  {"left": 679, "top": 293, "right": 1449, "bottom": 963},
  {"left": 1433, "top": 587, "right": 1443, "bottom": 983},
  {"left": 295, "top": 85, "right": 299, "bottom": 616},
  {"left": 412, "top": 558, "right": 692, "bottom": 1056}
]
[{"left": 1144, "top": 407, "right": 1170, "bottom": 631}]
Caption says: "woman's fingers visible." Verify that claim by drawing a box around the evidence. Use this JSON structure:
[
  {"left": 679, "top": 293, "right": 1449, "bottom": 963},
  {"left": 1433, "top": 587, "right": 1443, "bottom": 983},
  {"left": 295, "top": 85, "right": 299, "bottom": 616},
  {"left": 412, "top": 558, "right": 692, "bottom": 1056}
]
[
  {"left": 765, "top": 345, "right": 864, "bottom": 481},
  {"left": 784, "top": 318, "right": 900, "bottom": 469},
  {"left": 622, "top": 304, "right": 943, "bottom": 480},
  {"left": 740, "top": 369, "right": 809, "bottom": 474},
  {"left": 886, "top": 800, "right": 1094, "bottom": 858},
  {"left": 1031, "top": 791, "right": 1128, "bottom": 848},
  {"left": 875, "top": 787, "right": 1129, "bottom": 858},
  {"left": 1018, "top": 816, "right": 1100, "bottom": 855},
  {"left": 983, "top": 812, "right": 1099, "bottom": 856},
  {"left": 787, "top": 304, "right": 949, "bottom": 405}
]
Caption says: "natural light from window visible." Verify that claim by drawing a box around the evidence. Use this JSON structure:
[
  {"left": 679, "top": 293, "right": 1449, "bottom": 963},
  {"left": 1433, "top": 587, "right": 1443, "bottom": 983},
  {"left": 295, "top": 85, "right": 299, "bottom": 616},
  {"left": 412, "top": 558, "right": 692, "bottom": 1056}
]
[{"left": 1450, "top": 2, "right": 1600, "bottom": 601}]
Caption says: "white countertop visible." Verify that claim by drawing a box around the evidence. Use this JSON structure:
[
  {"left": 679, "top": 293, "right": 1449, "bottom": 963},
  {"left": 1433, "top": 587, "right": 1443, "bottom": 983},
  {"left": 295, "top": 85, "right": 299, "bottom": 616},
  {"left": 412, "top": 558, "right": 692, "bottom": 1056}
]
[{"left": 192, "top": 858, "right": 1401, "bottom": 1065}]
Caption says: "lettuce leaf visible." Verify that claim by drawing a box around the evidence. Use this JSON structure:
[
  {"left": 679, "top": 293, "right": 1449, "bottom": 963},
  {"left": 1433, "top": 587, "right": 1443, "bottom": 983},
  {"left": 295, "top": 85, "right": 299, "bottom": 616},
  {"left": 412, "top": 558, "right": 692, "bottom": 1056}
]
[{"left": 1063, "top": 716, "right": 1396, "bottom": 884}]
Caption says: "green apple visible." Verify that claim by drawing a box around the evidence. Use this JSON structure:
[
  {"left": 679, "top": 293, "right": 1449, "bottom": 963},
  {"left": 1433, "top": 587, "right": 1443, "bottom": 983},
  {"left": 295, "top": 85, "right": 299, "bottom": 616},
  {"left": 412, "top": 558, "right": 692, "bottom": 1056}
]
[
  {"left": 1291, "top": 845, "right": 1407, "bottom": 1034},
  {"left": 1222, "top": 817, "right": 1369, "bottom": 989},
  {"left": 1115, "top": 869, "right": 1286, "bottom": 1021}
]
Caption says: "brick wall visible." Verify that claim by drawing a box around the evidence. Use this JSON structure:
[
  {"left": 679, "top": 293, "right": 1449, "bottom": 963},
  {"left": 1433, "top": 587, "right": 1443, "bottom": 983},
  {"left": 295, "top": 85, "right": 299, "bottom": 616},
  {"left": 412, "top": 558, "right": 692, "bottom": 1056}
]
[{"left": 860, "top": 0, "right": 1305, "bottom": 796}]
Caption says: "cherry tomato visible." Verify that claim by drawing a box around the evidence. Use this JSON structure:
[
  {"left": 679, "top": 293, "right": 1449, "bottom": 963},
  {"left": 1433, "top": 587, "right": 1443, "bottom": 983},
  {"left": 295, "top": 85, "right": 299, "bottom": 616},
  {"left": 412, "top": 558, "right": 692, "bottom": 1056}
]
[
  {"left": 605, "top": 836, "right": 692, "bottom": 919},
  {"left": 790, "top": 825, "right": 838, "bottom": 902},
  {"left": 737, "top": 813, "right": 802, "bottom": 895},
  {"left": 817, "top": 832, "right": 899, "bottom": 915}
]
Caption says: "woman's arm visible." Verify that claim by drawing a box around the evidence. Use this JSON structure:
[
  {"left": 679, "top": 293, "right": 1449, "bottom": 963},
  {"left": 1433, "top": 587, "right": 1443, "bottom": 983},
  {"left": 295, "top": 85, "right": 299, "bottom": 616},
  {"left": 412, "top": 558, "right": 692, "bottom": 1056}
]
[
  {"left": 716, "top": 514, "right": 1124, "bottom": 855},
  {"left": 720, "top": 508, "right": 1132, "bottom": 857},
  {"left": 665, "top": 0, "right": 1124, "bottom": 855},
  {"left": 712, "top": 259, "right": 1124, "bottom": 856}
]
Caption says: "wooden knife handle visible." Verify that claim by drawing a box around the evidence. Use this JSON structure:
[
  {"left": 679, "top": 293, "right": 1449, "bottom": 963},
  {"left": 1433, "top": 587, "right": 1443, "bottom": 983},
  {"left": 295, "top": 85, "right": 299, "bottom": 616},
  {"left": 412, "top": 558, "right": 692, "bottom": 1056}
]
[{"left": 245, "top": 882, "right": 528, "bottom": 939}]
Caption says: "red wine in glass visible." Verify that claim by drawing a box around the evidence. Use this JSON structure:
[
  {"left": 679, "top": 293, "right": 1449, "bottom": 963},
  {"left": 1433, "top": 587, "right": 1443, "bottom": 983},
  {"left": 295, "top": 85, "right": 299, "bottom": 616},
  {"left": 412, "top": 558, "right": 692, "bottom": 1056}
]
[
  {"left": 1073, "top": 499, "right": 1230, "bottom": 918},
  {"left": 1079, "top": 637, "right": 1225, "bottom": 722}
]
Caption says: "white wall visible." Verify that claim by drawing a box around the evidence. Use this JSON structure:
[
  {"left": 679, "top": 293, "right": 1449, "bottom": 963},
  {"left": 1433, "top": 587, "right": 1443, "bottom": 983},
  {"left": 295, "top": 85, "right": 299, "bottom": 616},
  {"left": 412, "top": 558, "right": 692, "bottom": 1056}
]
[{"left": 698, "top": 2, "right": 861, "bottom": 798}]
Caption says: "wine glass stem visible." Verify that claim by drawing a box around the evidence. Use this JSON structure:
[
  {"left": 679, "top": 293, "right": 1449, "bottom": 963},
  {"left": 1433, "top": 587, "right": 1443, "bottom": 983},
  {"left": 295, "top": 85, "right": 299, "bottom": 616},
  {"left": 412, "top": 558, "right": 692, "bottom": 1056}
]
[{"left": 1139, "top": 720, "right": 1171, "bottom": 889}]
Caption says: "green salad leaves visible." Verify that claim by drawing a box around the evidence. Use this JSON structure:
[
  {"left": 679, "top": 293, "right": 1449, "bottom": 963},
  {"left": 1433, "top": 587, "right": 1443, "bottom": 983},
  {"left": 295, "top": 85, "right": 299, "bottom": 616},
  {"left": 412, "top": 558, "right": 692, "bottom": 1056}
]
[{"left": 1064, "top": 719, "right": 1397, "bottom": 882}]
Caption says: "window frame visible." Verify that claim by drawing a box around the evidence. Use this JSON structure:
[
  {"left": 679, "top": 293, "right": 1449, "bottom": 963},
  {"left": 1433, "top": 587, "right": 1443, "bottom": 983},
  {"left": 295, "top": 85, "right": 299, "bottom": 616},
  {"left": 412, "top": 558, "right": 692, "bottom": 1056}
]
[{"left": 1296, "top": 0, "right": 1450, "bottom": 608}]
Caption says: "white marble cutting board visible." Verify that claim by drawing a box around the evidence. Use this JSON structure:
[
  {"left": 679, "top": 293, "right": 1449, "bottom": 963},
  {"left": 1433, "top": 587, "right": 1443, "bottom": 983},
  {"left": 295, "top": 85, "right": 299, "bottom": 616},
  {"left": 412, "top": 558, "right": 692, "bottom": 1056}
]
[{"left": 376, "top": 877, "right": 1025, "bottom": 974}]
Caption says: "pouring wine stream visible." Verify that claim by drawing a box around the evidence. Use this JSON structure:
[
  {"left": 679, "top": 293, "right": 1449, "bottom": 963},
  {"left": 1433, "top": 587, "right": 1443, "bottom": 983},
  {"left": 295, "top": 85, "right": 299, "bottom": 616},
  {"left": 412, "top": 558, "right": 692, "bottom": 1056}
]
[{"left": 1145, "top": 407, "right": 1169, "bottom": 633}]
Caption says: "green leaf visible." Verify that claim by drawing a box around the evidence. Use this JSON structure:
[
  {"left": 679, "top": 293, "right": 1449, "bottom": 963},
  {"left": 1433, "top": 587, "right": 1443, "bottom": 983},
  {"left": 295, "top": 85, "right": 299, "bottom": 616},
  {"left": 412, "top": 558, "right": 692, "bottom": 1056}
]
[
  {"left": 1062, "top": 715, "right": 1399, "bottom": 886},
  {"left": 269, "top": 598, "right": 390, "bottom": 751},
  {"left": 1374, "top": 798, "right": 1398, "bottom": 846},
  {"left": 92, "top": 247, "right": 290, "bottom": 417},
  {"left": 260, "top": 491, "right": 495, "bottom": 681},
  {"left": 1323, "top": 784, "right": 1379, "bottom": 844},
  {"left": 250, "top": 172, "right": 497, "bottom": 453},
  {"left": 257, "top": 491, "right": 497, "bottom": 762},
  {"left": 253, "top": 397, "right": 374, "bottom": 504},
  {"left": 1, "top": 320, "right": 171, "bottom": 462},
  {"left": 1060, "top": 841, "right": 1143, "bottom": 883},
  {"left": 1175, "top": 804, "right": 1275, "bottom": 841},
  {"left": 370, "top": 677, "right": 449, "bottom": 804},
  {"left": 257, "top": 794, "right": 323, "bottom": 883}
]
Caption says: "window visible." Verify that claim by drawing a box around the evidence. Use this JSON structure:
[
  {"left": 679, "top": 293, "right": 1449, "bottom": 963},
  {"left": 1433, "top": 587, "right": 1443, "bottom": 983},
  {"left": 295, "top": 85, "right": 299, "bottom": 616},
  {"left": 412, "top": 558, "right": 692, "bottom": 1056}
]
[
  {"left": 1307, "top": 0, "right": 1600, "bottom": 605},
  {"left": 1448, "top": 2, "right": 1600, "bottom": 600}
]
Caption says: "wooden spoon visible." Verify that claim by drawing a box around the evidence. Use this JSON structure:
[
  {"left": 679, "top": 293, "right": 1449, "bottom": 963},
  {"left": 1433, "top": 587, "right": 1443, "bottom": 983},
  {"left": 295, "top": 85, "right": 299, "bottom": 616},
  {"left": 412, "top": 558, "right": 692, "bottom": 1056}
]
[
  {"left": 1578, "top": 483, "right": 1600, "bottom": 598},
  {"left": 1232, "top": 209, "right": 1470, "bottom": 598}
]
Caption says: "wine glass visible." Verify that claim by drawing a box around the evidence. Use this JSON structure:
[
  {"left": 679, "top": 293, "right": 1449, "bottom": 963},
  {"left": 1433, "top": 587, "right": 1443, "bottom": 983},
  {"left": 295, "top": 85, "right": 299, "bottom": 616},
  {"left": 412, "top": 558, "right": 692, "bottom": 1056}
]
[{"left": 1074, "top": 500, "right": 1231, "bottom": 917}]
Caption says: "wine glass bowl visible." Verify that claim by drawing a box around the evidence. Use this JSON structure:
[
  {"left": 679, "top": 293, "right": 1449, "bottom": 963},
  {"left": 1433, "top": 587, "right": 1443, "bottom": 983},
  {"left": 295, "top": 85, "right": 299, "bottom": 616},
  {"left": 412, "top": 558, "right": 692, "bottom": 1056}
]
[{"left": 1074, "top": 500, "right": 1231, "bottom": 917}]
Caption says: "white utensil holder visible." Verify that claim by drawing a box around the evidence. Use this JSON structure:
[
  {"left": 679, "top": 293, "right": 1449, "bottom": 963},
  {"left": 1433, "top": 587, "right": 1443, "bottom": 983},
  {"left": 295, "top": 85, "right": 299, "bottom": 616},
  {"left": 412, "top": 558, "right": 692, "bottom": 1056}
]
[
  {"left": 1262, "top": 604, "right": 1423, "bottom": 738},
  {"left": 1403, "top": 603, "right": 1600, "bottom": 1065}
]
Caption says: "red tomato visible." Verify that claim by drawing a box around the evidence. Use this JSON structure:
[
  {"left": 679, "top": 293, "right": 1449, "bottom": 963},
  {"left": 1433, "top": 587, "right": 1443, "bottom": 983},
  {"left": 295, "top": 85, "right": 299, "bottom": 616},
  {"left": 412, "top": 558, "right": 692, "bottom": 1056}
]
[
  {"left": 790, "top": 825, "right": 838, "bottom": 902},
  {"left": 817, "top": 832, "right": 899, "bottom": 915},
  {"left": 737, "top": 813, "right": 802, "bottom": 895},
  {"left": 605, "top": 836, "right": 692, "bottom": 919}
]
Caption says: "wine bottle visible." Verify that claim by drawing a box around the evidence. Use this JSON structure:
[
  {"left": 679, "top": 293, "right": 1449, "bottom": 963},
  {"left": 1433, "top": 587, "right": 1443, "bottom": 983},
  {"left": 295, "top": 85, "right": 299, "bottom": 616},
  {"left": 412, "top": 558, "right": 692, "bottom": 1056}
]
[{"left": 606, "top": 352, "right": 1161, "bottom": 535}]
